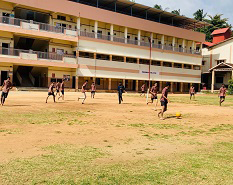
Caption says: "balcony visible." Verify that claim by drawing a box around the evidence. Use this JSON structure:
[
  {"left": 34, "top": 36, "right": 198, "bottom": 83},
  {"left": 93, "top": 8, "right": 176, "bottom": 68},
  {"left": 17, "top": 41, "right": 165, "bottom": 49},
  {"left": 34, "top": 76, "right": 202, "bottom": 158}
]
[
  {"left": 0, "top": 16, "right": 77, "bottom": 37},
  {"left": 0, "top": 47, "right": 77, "bottom": 64},
  {"left": 78, "top": 30, "right": 201, "bottom": 55}
]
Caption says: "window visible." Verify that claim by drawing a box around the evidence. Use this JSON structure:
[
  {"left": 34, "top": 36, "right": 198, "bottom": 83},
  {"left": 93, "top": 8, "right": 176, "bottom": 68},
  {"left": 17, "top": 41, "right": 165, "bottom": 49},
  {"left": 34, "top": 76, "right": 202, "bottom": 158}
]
[
  {"left": 96, "top": 54, "right": 110, "bottom": 60},
  {"left": 140, "top": 59, "right": 150, "bottom": 65},
  {"left": 96, "top": 78, "right": 101, "bottom": 85},
  {"left": 57, "top": 15, "right": 66, "bottom": 21},
  {"left": 216, "top": 77, "right": 224, "bottom": 83},
  {"left": 126, "top": 57, "right": 137, "bottom": 64},
  {"left": 217, "top": 60, "right": 225, "bottom": 65},
  {"left": 56, "top": 49, "right": 64, "bottom": 55},
  {"left": 202, "top": 61, "right": 206, "bottom": 65},
  {"left": 163, "top": 62, "right": 172, "bottom": 67},
  {"left": 79, "top": 51, "right": 94, "bottom": 59},
  {"left": 174, "top": 63, "right": 182, "bottom": 68},
  {"left": 112, "top": 55, "right": 124, "bottom": 62},
  {"left": 152, "top": 60, "right": 161, "bottom": 66}
]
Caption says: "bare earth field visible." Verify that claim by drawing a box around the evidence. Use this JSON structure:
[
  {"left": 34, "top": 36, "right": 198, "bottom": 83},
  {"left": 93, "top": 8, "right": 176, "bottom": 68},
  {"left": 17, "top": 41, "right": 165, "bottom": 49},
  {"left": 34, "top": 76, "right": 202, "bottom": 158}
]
[{"left": 0, "top": 92, "right": 233, "bottom": 185}]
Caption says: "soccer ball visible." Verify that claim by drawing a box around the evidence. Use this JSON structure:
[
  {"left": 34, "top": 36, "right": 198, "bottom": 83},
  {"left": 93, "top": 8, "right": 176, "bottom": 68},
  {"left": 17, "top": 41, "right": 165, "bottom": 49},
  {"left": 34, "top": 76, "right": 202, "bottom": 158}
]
[{"left": 176, "top": 112, "right": 181, "bottom": 118}]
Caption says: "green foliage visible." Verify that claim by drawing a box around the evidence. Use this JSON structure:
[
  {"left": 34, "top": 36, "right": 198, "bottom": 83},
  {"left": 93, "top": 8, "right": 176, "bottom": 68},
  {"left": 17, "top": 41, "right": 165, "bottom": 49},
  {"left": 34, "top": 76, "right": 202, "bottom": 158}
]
[
  {"left": 154, "top": 4, "right": 163, "bottom": 10},
  {"left": 171, "top": 9, "right": 184, "bottom": 16},
  {"left": 228, "top": 79, "right": 233, "bottom": 95}
]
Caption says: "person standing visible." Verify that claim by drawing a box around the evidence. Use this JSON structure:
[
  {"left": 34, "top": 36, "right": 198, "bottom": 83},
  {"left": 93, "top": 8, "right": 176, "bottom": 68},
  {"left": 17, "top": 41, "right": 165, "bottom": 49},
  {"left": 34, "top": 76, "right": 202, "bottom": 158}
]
[
  {"left": 147, "top": 83, "right": 158, "bottom": 110},
  {"left": 219, "top": 84, "right": 227, "bottom": 106},
  {"left": 46, "top": 82, "right": 56, "bottom": 103},
  {"left": 189, "top": 85, "right": 195, "bottom": 100},
  {"left": 55, "top": 82, "right": 61, "bottom": 97},
  {"left": 117, "top": 82, "right": 126, "bottom": 104},
  {"left": 158, "top": 82, "right": 170, "bottom": 120},
  {"left": 91, "top": 82, "right": 96, "bottom": 99},
  {"left": 78, "top": 80, "right": 88, "bottom": 104},
  {"left": 58, "top": 79, "right": 65, "bottom": 101},
  {"left": 140, "top": 84, "right": 146, "bottom": 96},
  {"left": 1, "top": 76, "right": 12, "bottom": 106}
]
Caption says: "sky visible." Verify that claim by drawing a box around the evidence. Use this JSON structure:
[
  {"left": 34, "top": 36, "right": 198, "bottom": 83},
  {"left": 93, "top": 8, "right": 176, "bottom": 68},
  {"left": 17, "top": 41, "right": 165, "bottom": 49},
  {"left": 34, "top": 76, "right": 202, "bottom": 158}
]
[{"left": 135, "top": 0, "right": 233, "bottom": 25}]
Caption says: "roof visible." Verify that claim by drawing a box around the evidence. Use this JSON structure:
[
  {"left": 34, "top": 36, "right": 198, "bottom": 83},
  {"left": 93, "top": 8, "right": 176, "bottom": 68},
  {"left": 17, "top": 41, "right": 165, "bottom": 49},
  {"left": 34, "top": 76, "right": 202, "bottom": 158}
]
[
  {"left": 209, "top": 36, "right": 233, "bottom": 48},
  {"left": 74, "top": 0, "right": 211, "bottom": 30},
  {"left": 211, "top": 28, "right": 230, "bottom": 35},
  {"left": 209, "top": 62, "right": 233, "bottom": 72},
  {"left": 203, "top": 42, "right": 214, "bottom": 47}
]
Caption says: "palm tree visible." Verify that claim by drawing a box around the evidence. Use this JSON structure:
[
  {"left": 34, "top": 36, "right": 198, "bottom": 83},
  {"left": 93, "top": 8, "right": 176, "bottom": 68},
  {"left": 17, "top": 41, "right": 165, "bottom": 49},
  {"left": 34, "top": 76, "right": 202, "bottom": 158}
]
[
  {"left": 154, "top": 4, "right": 163, "bottom": 10},
  {"left": 193, "top": 9, "right": 207, "bottom": 21},
  {"left": 171, "top": 9, "right": 184, "bottom": 16}
]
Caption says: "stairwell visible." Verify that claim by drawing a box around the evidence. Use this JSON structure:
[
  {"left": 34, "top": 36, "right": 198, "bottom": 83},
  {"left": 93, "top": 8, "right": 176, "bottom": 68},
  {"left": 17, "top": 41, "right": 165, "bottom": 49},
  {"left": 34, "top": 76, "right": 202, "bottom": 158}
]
[{"left": 16, "top": 66, "right": 34, "bottom": 87}]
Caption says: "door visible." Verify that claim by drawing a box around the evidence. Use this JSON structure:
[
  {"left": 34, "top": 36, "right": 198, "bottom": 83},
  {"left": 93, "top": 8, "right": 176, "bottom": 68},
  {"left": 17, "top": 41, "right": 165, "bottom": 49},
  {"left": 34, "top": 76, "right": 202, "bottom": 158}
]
[
  {"left": 1, "top": 71, "right": 8, "bottom": 85},
  {"left": 72, "top": 76, "right": 76, "bottom": 89},
  {"left": 132, "top": 80, "right": 136, "bottom": 91},
  {"left": 2, "top": 12, "right": 10, "bottom": 24},
  {"left": 2, "top": 43, "right": 9, "bottom": 55}
]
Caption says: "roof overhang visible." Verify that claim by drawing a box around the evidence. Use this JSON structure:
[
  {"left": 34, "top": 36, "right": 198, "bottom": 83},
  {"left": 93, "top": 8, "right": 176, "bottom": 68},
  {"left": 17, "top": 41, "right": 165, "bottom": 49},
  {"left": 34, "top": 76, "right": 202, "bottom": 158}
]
[{"left": 209, "top": 62, "right": 233, "bottom": 72}]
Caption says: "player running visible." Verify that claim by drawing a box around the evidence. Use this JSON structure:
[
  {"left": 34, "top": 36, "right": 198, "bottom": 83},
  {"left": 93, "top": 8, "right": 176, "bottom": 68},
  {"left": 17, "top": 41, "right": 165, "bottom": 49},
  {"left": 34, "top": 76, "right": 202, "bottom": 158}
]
[
  {"left": 219, "top": 84, "right": 227, "bottom": 106},
  {"left": 91, "top": 82, "right": 96, "bottom": 98},
  {"left": 55, "top": 82, "right": 61, "bottom": 97},
  {"left": 189, "top": 85, "right": 195, "bottom": 100},
  {"left": 78, "top": 80, "right": 88, "bottom": 104},
  {"left": 58, "top": 79, "right": 65, "bottom": 101},
  {"left": 1, "top": 76, "right": 12, "bottom": 106},
  {"left": 158, "top": 82, "right": 170, "bottom": 120},
  {"left": 147, "top": 82, "right": 158, "bottom": 110},
  {"left": 46, "top": 82, "right": 56, "bottom": 103},
  {"left": 140, "top": 84, "right": 146, "bottom": 96},
  {"left": 117, "top": 82, "right": 126, "bottom": 104}
]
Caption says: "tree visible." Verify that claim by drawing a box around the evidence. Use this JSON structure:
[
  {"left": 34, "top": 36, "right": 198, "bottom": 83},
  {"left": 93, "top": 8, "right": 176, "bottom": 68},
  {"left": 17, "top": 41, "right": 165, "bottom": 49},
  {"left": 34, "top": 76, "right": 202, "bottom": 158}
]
[
  {"left": 196, "top": 14, "right": 231, "bottom": 42},
  {"left": 171, "top": 9, "right": 181, "bottom": 15},
  {"left": 228, "top": 79, "right": 233, "bottom": 95},
  {"left": 154, "top": 4, "right": 163, "bottom": 10},
  {"left": 193, "top": 9, "right": 207, "bottom": 21}
]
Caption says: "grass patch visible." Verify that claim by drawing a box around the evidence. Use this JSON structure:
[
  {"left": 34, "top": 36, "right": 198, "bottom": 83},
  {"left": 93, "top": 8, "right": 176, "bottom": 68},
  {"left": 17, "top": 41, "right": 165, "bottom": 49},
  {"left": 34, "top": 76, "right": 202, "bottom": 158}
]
[{"left": 1, "top": 142, "right": 233, "bottom": 184}]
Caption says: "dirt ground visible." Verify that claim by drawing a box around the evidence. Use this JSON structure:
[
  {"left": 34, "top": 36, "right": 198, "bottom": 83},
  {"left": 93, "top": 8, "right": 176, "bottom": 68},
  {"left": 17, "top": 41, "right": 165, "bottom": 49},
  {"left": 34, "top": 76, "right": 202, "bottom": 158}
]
[{"left": 0, "top": 91, "right": 233, "bottom": 165}]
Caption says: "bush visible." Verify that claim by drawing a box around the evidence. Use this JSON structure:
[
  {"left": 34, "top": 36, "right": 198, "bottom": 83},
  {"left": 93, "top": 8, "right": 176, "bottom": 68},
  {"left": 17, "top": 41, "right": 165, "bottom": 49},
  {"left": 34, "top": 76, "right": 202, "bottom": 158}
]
[{"left": 228, "top": 79, "right": 233, "bottom": 95}]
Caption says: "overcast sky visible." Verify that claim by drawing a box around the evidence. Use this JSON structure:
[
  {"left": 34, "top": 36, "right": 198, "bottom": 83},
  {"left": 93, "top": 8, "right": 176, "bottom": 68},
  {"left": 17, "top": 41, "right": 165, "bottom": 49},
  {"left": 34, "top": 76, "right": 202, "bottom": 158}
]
[{"left": 135, "top": 0, "right": 233, "bottom": 25}]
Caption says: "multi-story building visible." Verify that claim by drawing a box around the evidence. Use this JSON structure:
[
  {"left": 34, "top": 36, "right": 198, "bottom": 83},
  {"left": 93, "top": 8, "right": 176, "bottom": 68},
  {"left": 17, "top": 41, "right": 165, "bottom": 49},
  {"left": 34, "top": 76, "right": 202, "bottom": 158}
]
[
  {"left": 0, "top": 0, "right": 206, "bottom": 92},
  {"left": 202, "top": 28, "right": 233, "bottom": 92}
]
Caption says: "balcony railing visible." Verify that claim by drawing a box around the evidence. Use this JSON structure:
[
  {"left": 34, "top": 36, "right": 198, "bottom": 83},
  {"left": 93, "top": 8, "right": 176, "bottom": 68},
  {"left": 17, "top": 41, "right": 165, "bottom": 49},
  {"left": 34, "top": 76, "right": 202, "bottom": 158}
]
[
  {"left": 78, "top": 30, "right": 201, "bottom": 55},
  {"left": 0, "top": 47, "right": 76, "bottom": 61},
  {"left": 0, "top": 16, "right": 77, "bottom": 36}
]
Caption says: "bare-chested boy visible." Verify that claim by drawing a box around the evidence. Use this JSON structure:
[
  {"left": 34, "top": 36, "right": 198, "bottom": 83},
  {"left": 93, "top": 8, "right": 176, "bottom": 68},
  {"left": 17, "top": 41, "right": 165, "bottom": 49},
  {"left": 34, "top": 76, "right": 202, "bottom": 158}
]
[
  {"left": 189, "top": 85, "right": 195, "bottom": 100},
  {"left": 46, "top": 82, "right": 56, "bottom": 103},
  {"left": 140, "top": 84, "right": 146, "bottom": 96},
  {"left": 58, "top": 79, "right": 65, "bottom": 101},
  {"left": 158, "top": 82, "right": 170, "bottom": 120},
  {"left": 219, "top": 84, "right": 227, "bottom": 106},
  {"left": 78, "top": 80, "right": 88, "bottom": 104},
  {"left": 1, "top": 76, "right": 12, "bottom": 106},
  {"left": 147, "top": 83, "right": 158, "bottom": 110},
  {"left": 55, "top": 82, "right": 61, "bottom": 97},
  {"left": 91, "top": 82, "right": 96, "bottom": 99}
]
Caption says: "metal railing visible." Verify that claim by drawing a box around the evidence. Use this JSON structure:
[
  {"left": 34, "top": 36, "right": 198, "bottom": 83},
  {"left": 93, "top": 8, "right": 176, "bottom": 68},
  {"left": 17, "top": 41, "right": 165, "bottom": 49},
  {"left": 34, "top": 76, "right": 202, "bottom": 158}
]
[
  {"left": 0, "top": 47, "right": 76, "bottom": 60},
  {"left": 0, "top": 15, "right": 77, "bottom": 35},
  {"left": 77, "top": 29, "right": 201, "bottom": 55}
]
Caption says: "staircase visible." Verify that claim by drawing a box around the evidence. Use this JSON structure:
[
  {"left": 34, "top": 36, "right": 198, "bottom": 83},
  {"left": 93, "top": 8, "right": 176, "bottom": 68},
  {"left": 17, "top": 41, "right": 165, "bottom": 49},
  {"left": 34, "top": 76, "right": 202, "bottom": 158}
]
[{"left": 16, "top": 66, "right": 34, "bottom": 87}]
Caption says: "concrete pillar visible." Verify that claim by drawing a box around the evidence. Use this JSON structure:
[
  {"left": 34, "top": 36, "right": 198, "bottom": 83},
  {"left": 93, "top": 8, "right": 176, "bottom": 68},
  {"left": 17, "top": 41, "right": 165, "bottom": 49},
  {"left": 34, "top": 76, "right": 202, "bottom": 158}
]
[
  {"left": 191, "top": 65, "right": 194, "bottom": 70},
  {"left": 76, "top": 76, "right": 79, "bottom": 91},
  {"left": 200, "top": 42, "right": 203, "bottom": 53},
  {"left": 180, "top": 82, "right": 184, "bottom": 93},
  {"left": 150, "top": 32, "right": 153, "bottom": 46},
  {"left": 182, "top": 39, "right": 186, "bottom": 52},
  {"left": 137, "top": 58, "right": 140, "bottom": 64},
  {"left": 211, "top": 70, "right": 215, "bottom": 93},
  {"left": 94, "top": 53, "right": 97, "bottom": 59},
  {"left": 77, "top": 17, "right": 81, "bottom": 35},
  {"left": 94, "top": 21, "right": 98, "bottom": 38},
  {"left": 172, "top": 37, "right": 176, "bottom": 51},
  {"left": 108, "top": 78, "right": 112, "bottom": 90},
  {"left": 109, "top": 55, "right": 112, "bottom": 61},
  {"left": 110, "top": 24, "right": 114, "bottom": 41},
  {"left": 124, "top": 27, "right": 128, "bottom": 44},
  {"left": 161, "top": 61, "right": 163, "bottom": 66},
  {"left": 123, "top": 79, "right": 126, "bottom": 86},
  {"left": 159, "top": 81, "right": 163, "bottom": 92},
  {"left": 198, "top": 83, "right": 201, "bottom": 92},
  {"left": 136, "top": 80, "right": 139, "bottom": 92},
  {"left": 124, "top": 56, "right": 126, "bottom": 63},
  {"left": 138, "top": 30, "right": 141, "bottom": 46},
  {"left": 171, "top": 82, "right": 174, "bottom": 93},
  {"left": 172, "top": 63, "right": 174, "bottom": 68},
  {"left": 182, "top": 64, "right": 184, "bottom": 69},
  {"left": 161, "top": 35, "right": 165, "bottom": 49}
]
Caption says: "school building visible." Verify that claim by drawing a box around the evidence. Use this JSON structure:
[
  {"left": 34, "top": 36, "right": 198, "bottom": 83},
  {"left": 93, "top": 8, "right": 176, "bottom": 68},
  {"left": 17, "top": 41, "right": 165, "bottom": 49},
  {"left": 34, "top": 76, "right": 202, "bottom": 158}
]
[
  {"left": 0, "top": 0, "right": 207, "bottom": 92},
  {"left": 201, "top": 28, "right": 233, "bottom": 92}
]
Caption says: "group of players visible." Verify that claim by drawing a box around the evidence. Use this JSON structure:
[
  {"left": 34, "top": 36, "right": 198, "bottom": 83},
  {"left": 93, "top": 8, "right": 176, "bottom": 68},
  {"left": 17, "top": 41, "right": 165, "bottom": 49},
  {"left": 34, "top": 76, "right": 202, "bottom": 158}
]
[{"left": 1, "top": 76, "right": 228, "bottom": 120}]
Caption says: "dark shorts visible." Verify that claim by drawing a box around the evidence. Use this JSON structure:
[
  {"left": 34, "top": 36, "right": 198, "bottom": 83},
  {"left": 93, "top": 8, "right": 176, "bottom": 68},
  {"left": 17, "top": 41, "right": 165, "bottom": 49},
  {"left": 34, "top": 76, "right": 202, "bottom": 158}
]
[
  {"left": 190, "top": 93, "right": 195, "bottom": 96},
  {"left": 91, "top": 91, "right": 95, "bottom": 94},
  {"left": 220, "top": 96, "right": 225, "bottom": 99},
  {"left": 142, "top": 91, "right": 145, "bottom": 93},
  {"left": 161, "top": 100, "right": 168, "bottom": 111},
  {"left": 56, "top": 90, "right": 59, "bottom": 93},
  {"left": 151, "top": 96, "right": 158, "bottom": 101},
  {"left": 1, "top": 92, "right": 8, "bottom": 99},
  {"left": 48, "top": 92, "right": 55, "bottom": 96},
  {"left": 61, "top": 90, "right": 64, "bottom": 95}
]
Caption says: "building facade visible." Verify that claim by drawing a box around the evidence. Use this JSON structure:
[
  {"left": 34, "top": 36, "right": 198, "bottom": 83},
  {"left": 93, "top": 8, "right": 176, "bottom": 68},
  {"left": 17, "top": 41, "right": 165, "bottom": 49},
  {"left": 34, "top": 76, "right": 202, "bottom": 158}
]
[
  {"left": 202, "top": 28, "right": 233, "bottom": 92},
  {"left": 0, "top": 0, "right": 206, "bottom": 92}
]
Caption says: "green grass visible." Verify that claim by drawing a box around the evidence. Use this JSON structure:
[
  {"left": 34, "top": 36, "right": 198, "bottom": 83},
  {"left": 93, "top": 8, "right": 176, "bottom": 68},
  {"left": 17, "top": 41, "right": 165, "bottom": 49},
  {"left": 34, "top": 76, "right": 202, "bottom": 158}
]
[
  {"left": 170, "top": 95, "right": 233, "bottom": 106},
  {"left": 1, "top": 142, "right": 233, "bottom": 184}
]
